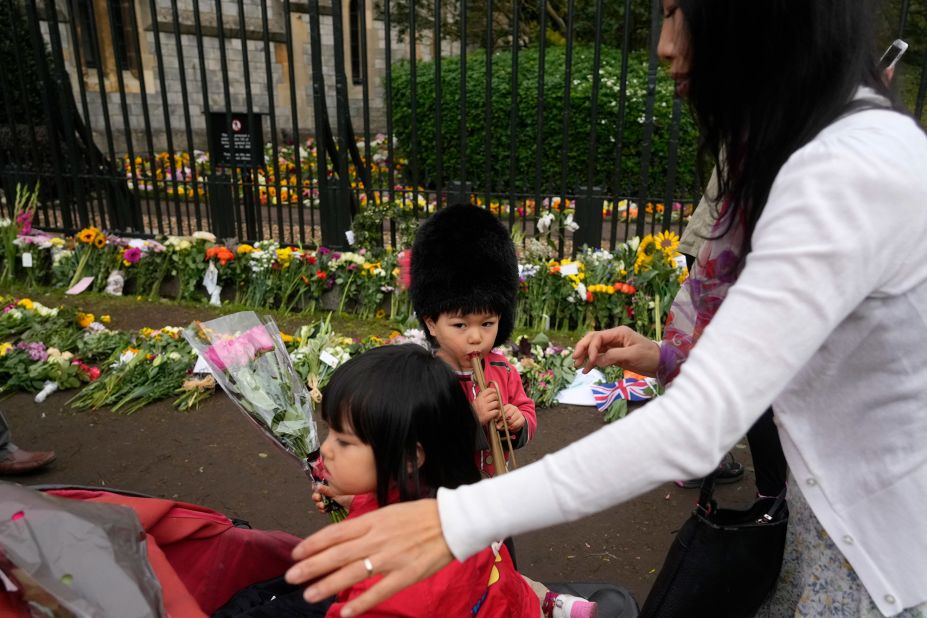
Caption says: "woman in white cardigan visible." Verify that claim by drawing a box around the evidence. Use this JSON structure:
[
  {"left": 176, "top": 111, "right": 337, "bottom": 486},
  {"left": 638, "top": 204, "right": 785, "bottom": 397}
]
[{"left": 286, "top": 1, "right": 927, "bottom": 615}]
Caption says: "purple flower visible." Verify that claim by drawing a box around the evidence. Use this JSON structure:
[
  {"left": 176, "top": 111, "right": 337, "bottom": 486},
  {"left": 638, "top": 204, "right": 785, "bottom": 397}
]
[
  {"left": 319, "top": 247, "right": 331, "bottom": 255},
  {"left": 16, "top": 341, "right": 47, "bottom": 362},
  {"left": 122, "top": 247, "right": 143, "bottom": 264}
]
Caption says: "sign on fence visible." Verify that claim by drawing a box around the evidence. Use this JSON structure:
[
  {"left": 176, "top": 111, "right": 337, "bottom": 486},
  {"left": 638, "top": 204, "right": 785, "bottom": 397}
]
[{"left": 207, "top": 112, "right": 265, "bottom": 169}]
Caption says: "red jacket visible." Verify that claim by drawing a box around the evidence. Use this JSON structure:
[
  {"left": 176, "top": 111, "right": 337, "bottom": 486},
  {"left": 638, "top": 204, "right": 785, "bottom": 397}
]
[
  {"left": 327, "top": 494, "right": 538, "bottom": 617},
  {"left": 459, "top": 352, "right": 538, "bottom": 476}
]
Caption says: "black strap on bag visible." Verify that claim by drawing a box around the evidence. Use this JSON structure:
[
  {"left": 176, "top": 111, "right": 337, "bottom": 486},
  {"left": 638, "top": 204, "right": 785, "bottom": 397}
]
[{"left": 639, "top": 472, "right": 788, "bottom": 618}]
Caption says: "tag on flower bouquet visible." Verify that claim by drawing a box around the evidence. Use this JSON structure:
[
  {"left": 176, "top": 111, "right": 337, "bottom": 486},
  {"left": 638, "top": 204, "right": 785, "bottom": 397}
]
[
  {"left": 319, "top": 350, "right": 340, "bottom": 368},
  {"left": 21, "top": 252, "right": 32, "bottom": 268},
  {"left": 345, "top": 230, "right": 355, "bottom": 246},
  {"left": 673, "top": 254, "right": 687, "bottom": 271},
  {"left": 559, "top": 262, "right": 580, "bottom": 277},
  {"left": 65, "top": 276, "right": 95, "bottom": 295},
  {"left": 192, "top": 354, "right": 213, "bottom": 375}
]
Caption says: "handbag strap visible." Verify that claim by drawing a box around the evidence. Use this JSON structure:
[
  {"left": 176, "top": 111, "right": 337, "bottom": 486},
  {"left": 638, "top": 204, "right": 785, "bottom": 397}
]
[
  {"left": 696, "top": 471, "right": 718, "bottom": 516},
  {"left": 696, "top": 471, "right": 788, "bottom": 522}
]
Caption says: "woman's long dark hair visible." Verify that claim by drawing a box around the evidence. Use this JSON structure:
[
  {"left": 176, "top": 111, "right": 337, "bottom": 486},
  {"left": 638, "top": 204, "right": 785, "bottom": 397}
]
[
  {"left": 321, "top": 344, "right": 481, "bottom": 507},
  {"left": 677, "top": 0, "right": 903, "bottom": 252}
]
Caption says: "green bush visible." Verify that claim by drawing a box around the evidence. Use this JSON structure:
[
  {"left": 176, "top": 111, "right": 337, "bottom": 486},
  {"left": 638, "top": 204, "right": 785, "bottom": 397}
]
[{"left": 391, "top": 45, "right": 700, "bottom": 199}]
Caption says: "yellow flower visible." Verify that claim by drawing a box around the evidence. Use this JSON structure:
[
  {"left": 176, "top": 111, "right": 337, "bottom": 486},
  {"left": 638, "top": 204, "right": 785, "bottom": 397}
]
[
  {"left": 17, "top": 298, "right": 34, "bottom": 310},
  {"left": 654, "top": 231, "right": 680, "bottom": 255},
  {"left": 76, "top": 312, "right": 95, "bottom": 329},
  {"left": 276, "top": 247, "right": 293, "bottom": 266},
  {"left": 100, "top": 315, "right": 112, "bottom": 324},
  {"left": 281, "top": 333, "right": 294, "bottom": 344},
  {"left": 375, "top": 308, "right": 386, "bottom": 319},
  {"left": 77, "top": 228, "right": 97, "bottom": 244},
  {"left": 237, "top": 244, "right": 255, "bottom": 255},
  {"left": 49, "top": 237, "right": 65, "bottom": 247},
  {"left": 677, "top": 267, "right": 689, "bottom": 285},
  {"left": 634, "top": 235, "right": 657, "bottom": 273},
  {"left": 0, "top": 342, "right": 12, "bottom": 356},
  {"left": 93, "top": 234, "right": 106, "bottom": 249},
  {"left": 140, "top": 327, "right": 154, "bottom": 337}
]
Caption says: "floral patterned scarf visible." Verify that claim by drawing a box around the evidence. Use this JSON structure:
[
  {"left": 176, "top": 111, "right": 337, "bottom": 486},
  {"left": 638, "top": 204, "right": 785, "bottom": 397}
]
[{"left": 657, "top": 200, "right": 747, "bottom": 386}]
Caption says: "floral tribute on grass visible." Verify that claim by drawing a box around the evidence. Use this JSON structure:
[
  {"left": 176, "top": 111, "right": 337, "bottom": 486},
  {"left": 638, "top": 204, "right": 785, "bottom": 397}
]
[
  {"left": 4, "top": 230, "right": 685, "bottom": 342},
  {"left": 0, "top": 294, "right": 638, "bottom": 425}
]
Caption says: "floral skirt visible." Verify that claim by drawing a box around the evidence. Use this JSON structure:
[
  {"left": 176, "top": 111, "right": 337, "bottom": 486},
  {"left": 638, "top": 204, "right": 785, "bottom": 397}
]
[{"left": 758, "top": 475, "right": 926, "bottom": 617}]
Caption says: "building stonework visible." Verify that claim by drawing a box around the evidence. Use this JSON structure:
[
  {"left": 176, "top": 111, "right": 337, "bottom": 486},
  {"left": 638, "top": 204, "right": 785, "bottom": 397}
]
[{"left": 40, "top": 0, "right": 436, "bottom": 156}]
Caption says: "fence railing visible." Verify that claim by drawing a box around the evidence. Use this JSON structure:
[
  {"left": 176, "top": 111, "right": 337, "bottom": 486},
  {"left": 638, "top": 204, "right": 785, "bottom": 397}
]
[{"left": 1, "top": 0, "right": 924, "bottom": 255}]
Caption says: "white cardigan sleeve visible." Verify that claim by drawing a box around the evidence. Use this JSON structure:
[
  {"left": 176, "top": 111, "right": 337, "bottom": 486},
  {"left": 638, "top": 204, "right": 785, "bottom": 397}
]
[{"left": 437, "top": 111, "right": 927, "bottom": 561}]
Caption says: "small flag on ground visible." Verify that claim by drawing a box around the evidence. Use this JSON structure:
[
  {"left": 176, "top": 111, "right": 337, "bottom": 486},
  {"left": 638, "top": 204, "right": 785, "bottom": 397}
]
[{"left": 590, "top": 378, "right": 658, "bottom": 412}]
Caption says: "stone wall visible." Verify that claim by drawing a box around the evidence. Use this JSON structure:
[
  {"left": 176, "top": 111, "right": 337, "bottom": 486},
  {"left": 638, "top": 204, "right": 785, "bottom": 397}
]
[{"left": 39, "top": 0, "right": 440, "bottom": 156}]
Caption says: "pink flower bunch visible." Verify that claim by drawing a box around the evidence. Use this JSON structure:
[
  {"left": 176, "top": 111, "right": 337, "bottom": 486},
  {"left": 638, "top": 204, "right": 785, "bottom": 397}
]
[
  {"left": 204, "top": 325, "right": 275, "bottom": 372},
  {"left": 15, "top": 209, "right": 32, "bottom": 235}
]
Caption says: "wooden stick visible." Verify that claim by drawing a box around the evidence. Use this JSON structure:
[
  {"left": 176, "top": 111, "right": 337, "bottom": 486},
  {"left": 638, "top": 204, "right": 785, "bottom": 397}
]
[{"left": 470, "top": 355, "right": 516, "bottom": 473}]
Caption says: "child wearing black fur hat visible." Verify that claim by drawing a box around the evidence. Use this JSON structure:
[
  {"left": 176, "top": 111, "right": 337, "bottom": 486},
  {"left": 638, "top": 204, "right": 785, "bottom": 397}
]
[{"left": 409, "top": 203, "right": 537, "bottom": 477}]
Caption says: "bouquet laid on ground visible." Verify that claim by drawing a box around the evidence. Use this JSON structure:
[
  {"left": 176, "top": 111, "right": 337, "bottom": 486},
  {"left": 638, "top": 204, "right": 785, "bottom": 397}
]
[{"left": 183, "top": 311, "right": 346, "bottom": 522}]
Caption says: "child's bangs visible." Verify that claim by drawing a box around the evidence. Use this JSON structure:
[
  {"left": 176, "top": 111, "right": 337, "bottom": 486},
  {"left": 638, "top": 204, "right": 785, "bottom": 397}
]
[{"left": 320, "top": 373, "right": 377, "bottom": 442}]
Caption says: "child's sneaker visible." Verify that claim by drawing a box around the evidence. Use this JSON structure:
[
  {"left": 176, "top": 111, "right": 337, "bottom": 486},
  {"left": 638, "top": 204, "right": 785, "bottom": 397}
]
[{"left": 542, "top": 591, "right": 598, "bottom": 618}]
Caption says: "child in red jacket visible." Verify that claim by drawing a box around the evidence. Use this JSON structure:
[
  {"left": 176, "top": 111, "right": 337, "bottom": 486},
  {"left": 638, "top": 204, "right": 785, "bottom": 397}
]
[
  {"left": 409, "top": 204, "right": 537, "bottom": 477},
  {"left": 313, "top": 344, "right": 595, "bottom": 618}
]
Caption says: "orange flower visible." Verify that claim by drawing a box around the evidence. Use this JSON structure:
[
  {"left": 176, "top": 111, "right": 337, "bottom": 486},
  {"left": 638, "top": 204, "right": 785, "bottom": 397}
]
[{"left": 316, "top": 271, "right": 328, "bottom": 280}]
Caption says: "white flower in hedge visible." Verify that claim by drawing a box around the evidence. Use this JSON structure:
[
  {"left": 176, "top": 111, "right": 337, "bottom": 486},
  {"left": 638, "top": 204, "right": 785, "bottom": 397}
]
[
  {"left": 537, "top": 213, "right": 555, "bottom": 234},
  {"left": 51, "top": 248, "right": 72, "bottom": 264},
  {"left": 323, "top": 346, "right": 352, "bottom": 367},
  {"left": 165, "top": 236, "right": 193, "bottom": 251},
  {"left": 575, "top": 282, "right": 587, "bottom": 302},
  {"left": 627, "top": 236, "right": 641, "bottom": 253},
  {"left": 518, "top": 263, "right": 540, "bottom": 280},
  {"left": 564, "top": 213, "right": 579, "bottom": 232},
  {"left": 33, "top": 302, "right": 58, "bottom": 318},
  {"left": 334, "top": 251, "right": 365, "bottom": 266},
  {"left": 193, "top": 231, "right": 217, "bottom": 243}
]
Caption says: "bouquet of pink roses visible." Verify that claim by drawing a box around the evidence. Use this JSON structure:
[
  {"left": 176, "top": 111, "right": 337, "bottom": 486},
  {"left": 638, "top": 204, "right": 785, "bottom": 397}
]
[{"left": 184, "top": 312, "right": 346, "bottom": 521}]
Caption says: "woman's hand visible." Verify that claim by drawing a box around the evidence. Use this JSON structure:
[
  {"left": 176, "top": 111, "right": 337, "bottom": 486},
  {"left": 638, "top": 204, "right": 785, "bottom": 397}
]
[
  {"left": 286, "top": 499, "right": 453, "bottom": 616},
  {"left": 572, "top": 326, "right": 661, "bottom": 377}
]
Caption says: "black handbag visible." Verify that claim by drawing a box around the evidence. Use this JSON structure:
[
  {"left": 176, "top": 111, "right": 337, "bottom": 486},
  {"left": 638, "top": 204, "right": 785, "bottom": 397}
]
[{"left": 639, "top": 473, "right": 788, "bottom": 618}]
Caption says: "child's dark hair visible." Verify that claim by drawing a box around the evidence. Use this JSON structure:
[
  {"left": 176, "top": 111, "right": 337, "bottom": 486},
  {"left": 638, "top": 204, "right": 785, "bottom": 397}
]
[{"left": 321, "top": 344, "right": 481, "bottom": 507}]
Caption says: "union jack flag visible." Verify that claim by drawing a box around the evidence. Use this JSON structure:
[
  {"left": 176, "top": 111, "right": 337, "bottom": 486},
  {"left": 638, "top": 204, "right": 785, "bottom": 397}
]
[{"left": 590, "top": 378, "right": 658, "bottom": 411}]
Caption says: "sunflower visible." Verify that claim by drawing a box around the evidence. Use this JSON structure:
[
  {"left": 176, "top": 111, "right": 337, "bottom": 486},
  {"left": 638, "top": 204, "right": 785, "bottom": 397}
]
[
  {"left": 654, "top": 231, "right": 680, "bottom": 255},
  {"left": 634, "top": 235, "right": 657, "bottom": 273},
  {"left": 93, "top": 234, "right": 106, "bottom": 249},
  {"left": 77, "top": 228, "right": 96, "bottom": 244}
]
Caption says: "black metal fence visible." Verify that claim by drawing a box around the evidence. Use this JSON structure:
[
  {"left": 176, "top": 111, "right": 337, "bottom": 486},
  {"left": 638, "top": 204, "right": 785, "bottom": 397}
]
[{"left": 1, "top": 0, "right": 925, "bottom": 253}]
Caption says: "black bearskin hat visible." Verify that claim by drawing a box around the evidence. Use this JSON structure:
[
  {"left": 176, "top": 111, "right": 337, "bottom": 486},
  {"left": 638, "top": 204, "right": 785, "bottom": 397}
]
[{"left": 410, "top": 204, "right": 518, "bottom": 347}]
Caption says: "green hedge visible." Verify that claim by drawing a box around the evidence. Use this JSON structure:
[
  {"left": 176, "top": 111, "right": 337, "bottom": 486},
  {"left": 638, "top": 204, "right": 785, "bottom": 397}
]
[{"left": 391, "top": 45, "right": 700, "bottom": 198}]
